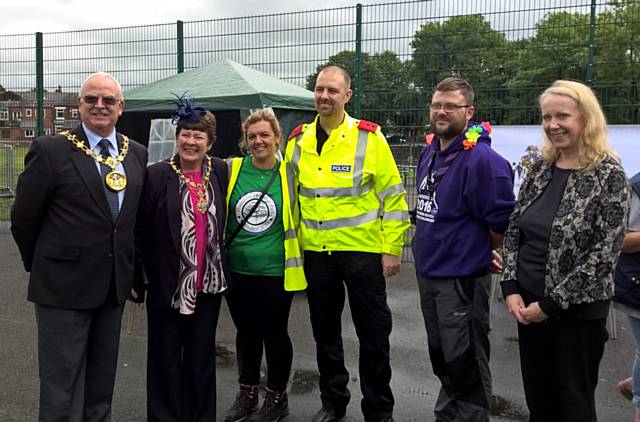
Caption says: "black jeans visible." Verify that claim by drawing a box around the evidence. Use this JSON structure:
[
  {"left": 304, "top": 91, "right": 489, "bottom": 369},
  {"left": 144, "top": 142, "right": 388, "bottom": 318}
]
[
  {"left": 304, "top": 251, "right": 394, "bottom": 422},
  {"left": 226, "top": 272, "right": 294, "bottom": 392}
]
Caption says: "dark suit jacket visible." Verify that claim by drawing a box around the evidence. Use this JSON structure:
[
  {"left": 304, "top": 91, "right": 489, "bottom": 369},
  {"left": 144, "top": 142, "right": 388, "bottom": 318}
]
[
  {"left": 11, "top": 125, "right": 148, "bottom": 309},
  {"left": 135, "top": 155, "right": 230, "bottom": 308}
]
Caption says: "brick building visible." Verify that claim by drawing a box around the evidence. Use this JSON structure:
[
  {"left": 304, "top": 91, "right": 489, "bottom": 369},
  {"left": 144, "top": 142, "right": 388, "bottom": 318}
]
[{"left": 0, "top": 90, "right": 79, "bottom": 142}]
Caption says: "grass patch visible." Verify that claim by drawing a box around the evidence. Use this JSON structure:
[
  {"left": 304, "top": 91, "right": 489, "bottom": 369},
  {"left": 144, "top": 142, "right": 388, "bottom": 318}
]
[
  {"left": 0, "top": 200, "right": 13, "bottom": 221},
  {"left": 0, "top": 143, "right": 28, "bottom": 221}
]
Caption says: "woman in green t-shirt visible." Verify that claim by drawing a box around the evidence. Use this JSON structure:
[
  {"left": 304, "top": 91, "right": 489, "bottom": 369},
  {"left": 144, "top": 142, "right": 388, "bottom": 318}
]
[{"left": 223, "top": 109, "right": 306, "bottom": 422}]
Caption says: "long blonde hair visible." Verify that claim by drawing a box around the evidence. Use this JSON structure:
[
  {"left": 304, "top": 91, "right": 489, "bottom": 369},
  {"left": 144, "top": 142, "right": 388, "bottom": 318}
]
[{"left": 539, "top": 80, "right": 616, "bottom": 170}]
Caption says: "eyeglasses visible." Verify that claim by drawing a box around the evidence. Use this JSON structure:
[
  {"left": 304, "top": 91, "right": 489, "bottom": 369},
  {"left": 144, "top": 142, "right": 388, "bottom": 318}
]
[
  {"left": 429, "top": 103, "right": 471, "bottom": 113},
  {"left": 81, "top": 95, "right": 120, "bottom": 106}
]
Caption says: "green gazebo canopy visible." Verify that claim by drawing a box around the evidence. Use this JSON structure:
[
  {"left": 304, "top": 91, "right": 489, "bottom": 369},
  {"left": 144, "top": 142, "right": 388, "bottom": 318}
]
[{"left": 123, "top": 59, "right": 314, "bottom": 112}]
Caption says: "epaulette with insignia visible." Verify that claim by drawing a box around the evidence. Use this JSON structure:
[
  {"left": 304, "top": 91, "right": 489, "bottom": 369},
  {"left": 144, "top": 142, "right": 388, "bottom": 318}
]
[
  {"left": 357, "top": 119, "right": 379, "bottom": 133},
  {"left": 288, "top": 124, "right": 303, "bottom": 140}
]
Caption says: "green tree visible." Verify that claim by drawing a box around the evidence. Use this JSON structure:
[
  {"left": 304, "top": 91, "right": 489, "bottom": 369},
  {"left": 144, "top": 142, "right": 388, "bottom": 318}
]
[
  {"left": 510, "top": 12, "right": 590, "bottom": 86},
  {"left": 504, "top": 4, "right": 640, "bottom": 124},
  {"left": 594, "top": 1, "right": 640, "bottom": 123},
  {"left": 409, "top": 14, "right": 512, "bottom": 124},
  {"left": 306, "top": 50, "right": 418, "bottom": 138},
  {"left": 503, "top": 11, "right": 591, "bottom": 124}
]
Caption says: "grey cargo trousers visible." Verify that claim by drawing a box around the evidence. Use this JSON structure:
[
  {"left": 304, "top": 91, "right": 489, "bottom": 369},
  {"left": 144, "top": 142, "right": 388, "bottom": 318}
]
[{"left": 417, "top": 272, "right": 492, "bottom": 422}]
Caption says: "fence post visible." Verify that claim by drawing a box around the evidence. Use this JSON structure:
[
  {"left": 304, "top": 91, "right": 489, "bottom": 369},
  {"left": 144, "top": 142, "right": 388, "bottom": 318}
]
[
  {"left": 354, "top": 4, "right": 362, "bottom": 116},
  {"left": 177, "top": 20, "right": 184, "bottom": 74},
  {"left": 586, "top": 0, "right": 596, "bottom": 85},
  {"left": 35, "top": 32, "right": 44, "bottom": 137},
  {"left": 5, "top": 145, "right": 15, "bottom": 189}
]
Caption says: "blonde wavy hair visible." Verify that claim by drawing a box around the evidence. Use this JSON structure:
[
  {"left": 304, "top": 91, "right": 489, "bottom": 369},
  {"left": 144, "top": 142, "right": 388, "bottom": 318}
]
[
  {"left": 239, "top": 109, "right": 282, "bottom": 153},
  {"left": 539, "top": 80, "right": 616, "bottom": 170}
]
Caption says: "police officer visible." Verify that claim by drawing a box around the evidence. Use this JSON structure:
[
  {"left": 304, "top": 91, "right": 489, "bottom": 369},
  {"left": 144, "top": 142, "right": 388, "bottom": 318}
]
[{"left": 285, "top": 65, "right": 410, "bottom": 422}]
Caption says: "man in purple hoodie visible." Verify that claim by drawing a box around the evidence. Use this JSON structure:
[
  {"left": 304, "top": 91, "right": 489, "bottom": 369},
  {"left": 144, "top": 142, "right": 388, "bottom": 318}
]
[{"left": 412, "top": 77, "right": 515, "bottom": 422}]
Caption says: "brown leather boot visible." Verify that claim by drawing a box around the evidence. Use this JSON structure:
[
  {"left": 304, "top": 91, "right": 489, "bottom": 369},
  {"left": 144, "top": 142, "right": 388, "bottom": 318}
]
[{"left": 224, "top": 385, "right": 260, "bottom": 422}]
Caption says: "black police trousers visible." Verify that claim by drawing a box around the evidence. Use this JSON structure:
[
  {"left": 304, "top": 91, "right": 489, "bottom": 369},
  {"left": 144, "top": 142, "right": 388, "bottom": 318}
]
[{"left": 304, "top": 251, "right": 394, "bottom": 422}]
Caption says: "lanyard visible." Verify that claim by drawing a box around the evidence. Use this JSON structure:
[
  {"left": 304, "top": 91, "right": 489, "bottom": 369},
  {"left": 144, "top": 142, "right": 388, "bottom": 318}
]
[{"left": 422, "top": 147, "right": 463, "bottom": 194}]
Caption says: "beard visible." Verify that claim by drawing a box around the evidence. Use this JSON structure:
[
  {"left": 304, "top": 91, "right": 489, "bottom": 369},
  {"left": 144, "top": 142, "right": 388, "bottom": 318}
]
[{"left": 430, "top": 115, "right": 467, "bottom": 141}]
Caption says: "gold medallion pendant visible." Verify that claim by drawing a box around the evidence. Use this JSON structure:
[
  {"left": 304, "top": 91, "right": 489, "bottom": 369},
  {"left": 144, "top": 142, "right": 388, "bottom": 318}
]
[
  {"left": 105, "top": 170, "right": 127, "bottom": 192},
  {"left": 60, "top": 131, "right": 131, "bottom": 193},
  {"left": 196, "top": 191, "right": 208, "bottom": 214},
  {"left": 169, "top": 155, "right": 212, "bottom": 215}
]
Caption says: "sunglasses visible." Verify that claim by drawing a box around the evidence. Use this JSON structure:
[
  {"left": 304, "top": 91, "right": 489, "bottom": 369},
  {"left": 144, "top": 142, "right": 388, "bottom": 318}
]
[{"left": 81, "top": 95, "right": 120, "bottom": 106}]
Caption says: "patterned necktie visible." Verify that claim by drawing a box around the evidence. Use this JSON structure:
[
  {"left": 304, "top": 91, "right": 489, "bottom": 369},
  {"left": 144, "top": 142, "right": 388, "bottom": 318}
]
[{"left": 98, "top": 139, "right": 119, "bottom": 220}]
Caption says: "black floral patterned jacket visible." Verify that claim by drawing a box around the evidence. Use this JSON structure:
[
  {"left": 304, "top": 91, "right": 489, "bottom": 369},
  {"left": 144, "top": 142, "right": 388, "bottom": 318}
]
[{"left": 501, "top": 156, "right": 630, "bottom": 310}]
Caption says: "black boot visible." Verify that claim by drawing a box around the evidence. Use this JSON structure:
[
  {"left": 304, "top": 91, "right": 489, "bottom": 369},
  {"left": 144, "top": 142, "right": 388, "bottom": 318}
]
[
  {"left": 311, "top": 407, "right": 345, "bottom": 422},
  {"left": 223, "top": 385, "right": 259, "bottom": 422},
  {"left": 245, "top": 389, "right": 289, "bottom": 422}
]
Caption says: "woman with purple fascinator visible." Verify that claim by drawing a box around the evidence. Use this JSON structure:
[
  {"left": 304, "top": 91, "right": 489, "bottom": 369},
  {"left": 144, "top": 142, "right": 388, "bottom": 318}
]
[{"left": 135, "top": 95, "right": 231, "bottom": 421}]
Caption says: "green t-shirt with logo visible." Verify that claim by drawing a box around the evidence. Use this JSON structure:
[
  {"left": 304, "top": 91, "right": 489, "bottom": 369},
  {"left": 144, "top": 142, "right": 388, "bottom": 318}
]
[{"left": 226, "top": 158, "right": 285, "bottom": 276}]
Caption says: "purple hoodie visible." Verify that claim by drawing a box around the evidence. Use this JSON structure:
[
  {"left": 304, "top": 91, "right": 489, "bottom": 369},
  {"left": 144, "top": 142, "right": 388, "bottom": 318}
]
[{"left": 412, "top": 121, "right": 515, "bottom": 278}]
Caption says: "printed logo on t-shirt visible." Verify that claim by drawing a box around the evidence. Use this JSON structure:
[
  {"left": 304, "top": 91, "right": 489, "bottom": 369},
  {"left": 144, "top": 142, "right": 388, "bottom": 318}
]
[
  {"left": 331, "top": 164, "right": 352, "bottom": 173},
  {"left": 416, "top": 172, "right": 438, "bottom": 223},
  {"left": 235, "top": 191, "right": 277, "bottom": 233}
]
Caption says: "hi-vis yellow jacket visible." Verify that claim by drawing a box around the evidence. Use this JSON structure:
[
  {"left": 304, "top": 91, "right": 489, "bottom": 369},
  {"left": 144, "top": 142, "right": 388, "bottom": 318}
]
[
  {"left": 226, "top": 157, "right": 307, "bottom": 292},
  {"left": 285, "top": 113, "right": 410, "bottom": 256}
]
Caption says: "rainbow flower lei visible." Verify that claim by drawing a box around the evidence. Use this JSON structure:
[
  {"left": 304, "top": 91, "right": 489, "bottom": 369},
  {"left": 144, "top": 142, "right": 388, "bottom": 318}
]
[
  {"left": 463, "top": 121, "right": 492, "bottom": 150},
  {"left": 425, "top": 121, "right": 493, "bottom": 150}
]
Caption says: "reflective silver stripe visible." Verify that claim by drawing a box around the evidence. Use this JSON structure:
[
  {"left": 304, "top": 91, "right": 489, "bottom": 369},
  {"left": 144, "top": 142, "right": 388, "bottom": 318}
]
[
  {"left": 225, "top": 157, "right": 235, "bottom": 181},
  {"left": 299, "top": 182, "right": 373, "bottom": 198},
  {"left": 285, "top": 256, "right": 303, "bottom": 268},
  {"left": 298, "top": 128, "right": 370, "bottom": 199},
  {"left": 290, "top": 137, "right": 301, "bottom": 176},
  {"left": 284, "top": 229, "right": 297, "bottom": 240},
  {"left": 376, "top": 183, "right": 405, "bottom": 201},
  {"left": 285, "top": 162, "right": 297, "bottom": 207},
  {"left": 302, "top": 209, "right": 380, "bottom": 230},
  {"left": 382, "top": 210, "right": 410, "bottom": 222},
  {"left": 352, "top": 129, "right": 368, "bottom": 187}
]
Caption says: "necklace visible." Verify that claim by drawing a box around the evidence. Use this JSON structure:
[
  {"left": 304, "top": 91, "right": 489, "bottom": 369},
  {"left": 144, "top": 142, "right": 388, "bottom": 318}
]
[
  {"left": 60, "top": 130, "right": 129, "bottom": 192},
  {"left": 169, "top": 154, "right": 212, "bottom": 214}
]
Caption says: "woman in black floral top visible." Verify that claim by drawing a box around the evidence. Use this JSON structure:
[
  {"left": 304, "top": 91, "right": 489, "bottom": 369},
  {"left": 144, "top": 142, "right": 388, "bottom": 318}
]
[{"left": 499, "top": 80, "right": 630, "bottom": 422}]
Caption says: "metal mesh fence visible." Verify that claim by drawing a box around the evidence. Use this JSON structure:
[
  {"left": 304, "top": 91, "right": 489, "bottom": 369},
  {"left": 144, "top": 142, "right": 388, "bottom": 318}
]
[
  {"left": 41, "top": 23, "right": 179, "bottom": 91},
  {"left": 2, "top": 1, "right": 638, "bottom": 134},
  {"left": 0, "top": 33, "right": 35, "bottom": 93},
  {"left": 1, "top": 0, "right": 639, "bottom": 240},
  {"left": 183, "top": 7, "right": 356, "bottom": 87}
]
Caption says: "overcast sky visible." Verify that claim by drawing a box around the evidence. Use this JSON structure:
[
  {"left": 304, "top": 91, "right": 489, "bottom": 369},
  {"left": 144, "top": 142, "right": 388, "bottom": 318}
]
[
  {"left": 2, "top": 0, "right": 357, "bottom": 35},
  {"left": 1, "top": 0, "right": 599, "bottom": 91}
]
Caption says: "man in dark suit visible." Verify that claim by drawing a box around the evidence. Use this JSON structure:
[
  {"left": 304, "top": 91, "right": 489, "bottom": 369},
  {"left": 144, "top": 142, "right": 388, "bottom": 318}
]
[{"left": 11, "top": 72, "right": 148, "bottom": 422}]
